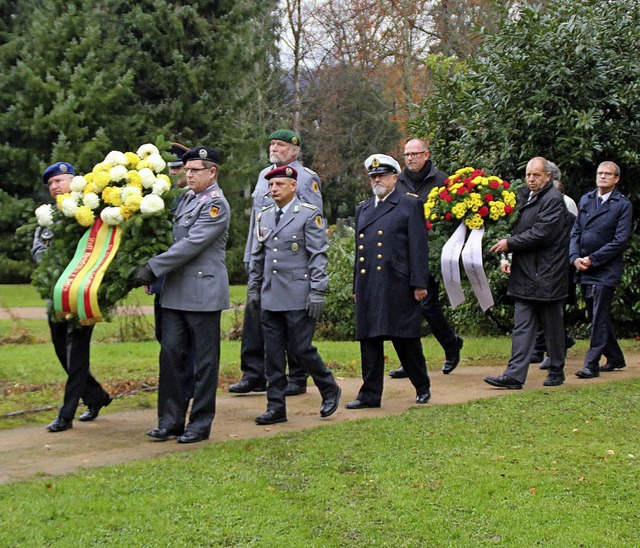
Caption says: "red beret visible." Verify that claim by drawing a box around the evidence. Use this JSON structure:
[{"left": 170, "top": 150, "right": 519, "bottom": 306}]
[{"left": 265, "top": 165, "right": 298, "bottom": 180}]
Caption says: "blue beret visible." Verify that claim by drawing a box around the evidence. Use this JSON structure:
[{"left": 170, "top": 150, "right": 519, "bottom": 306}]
[
  {"left": 42, "top": 162, "right": 76, "bottom": 185},
  {"left": 181, "top": 146, "right": 223, "bottom": 165}
]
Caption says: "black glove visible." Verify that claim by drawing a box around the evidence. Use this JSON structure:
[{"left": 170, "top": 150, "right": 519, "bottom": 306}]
[
  {"left": 306, "top": 292, "right": 325, "bottom": 321},
  {"left": 133, "top": 264, "right": 156, "bottom": 287},
  {"left": 247, "top": 289, "right": 261, "bottom": 309}
]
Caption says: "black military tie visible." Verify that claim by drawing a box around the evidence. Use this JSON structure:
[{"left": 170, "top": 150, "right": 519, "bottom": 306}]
[
  {"left": 275, "top": 209, "right": 282, "bottom": 225},
  {"left": 597, "top": 196, "right": 603, "bottom": 208}
]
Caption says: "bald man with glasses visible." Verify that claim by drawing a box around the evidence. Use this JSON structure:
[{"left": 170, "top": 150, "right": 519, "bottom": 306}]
[{"left": 389, "top": 138, "right": 464, "bottom": 379}]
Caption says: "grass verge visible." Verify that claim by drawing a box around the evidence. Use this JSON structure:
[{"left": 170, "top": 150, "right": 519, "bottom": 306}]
[{"left": 0, "top": 380, "right": 639, "bottom": 545}]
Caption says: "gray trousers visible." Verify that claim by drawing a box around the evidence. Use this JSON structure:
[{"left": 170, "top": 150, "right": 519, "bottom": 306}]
[{"left": 505, "top": 298, "right": 566, "bottom": 384}]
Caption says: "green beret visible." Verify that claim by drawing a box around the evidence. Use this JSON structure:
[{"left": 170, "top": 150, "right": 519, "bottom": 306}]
[{"left": 269, "top": 129, "right": 301, "bottom": 147}]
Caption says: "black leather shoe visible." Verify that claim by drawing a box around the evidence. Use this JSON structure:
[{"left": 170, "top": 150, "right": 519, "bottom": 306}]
[
  {"left": 575, "top": 369, "right": 599, "bottom": 379},
  {"left": 147, "top": 427, "right": 184, "bottom": 441},
  {"left": 442, "top": 336, "right": 464, "bottom": 374},
  {"left": 389, "top": 366, "right": 408, "bottom": 379},
  {"left": 284, "top": 382, "right": 307, "bottom": 396},
  {"left": 47, "top": 416, "right": 72, "bottom": 432},
  {"left": 543, "top": 374, "right": 565, "bottom": 387},
  {"left": 177, "top": 431, "right": 209, "bottom": 444},
  {"left": 416, "top": 390, "right": 431, "bottom": 404},
  {"left": 229, "top": 379, "right": 267, "bottom": 394},
  {"left": 320, "top": 386, "right": 341, "bottom": 418},
  {"left": 600, "top": 362, "right": 626, "bottom": 372},
  {"left": 539, "top": 356, "right": 550, "bottom": 370},
  {"left": 78, "top": 396, "right": 113, "bottom": 422},
  {"left": 483, "top": 375, "right": 523, "bottom": 389},
  {"left": 255, "top": 410, "right": 287, "bottom": 425},
  {"left": 345, "top": 399, "right": 381, "bottom": 410}
]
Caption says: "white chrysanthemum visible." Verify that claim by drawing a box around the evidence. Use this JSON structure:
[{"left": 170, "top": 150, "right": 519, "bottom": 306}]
[
  {"left": 152, "top": 177, "right": 171, "bottom": 196},
  {"left": 138, "top": 167, "right": 156, "bottom": 189},
  {"left": 147, "top": 153, "right": 166, "bottom": 173},
  {"left": 71, "top": 191, "right": 84, "bottom": 201},
  {"left": 121, "top": 185, "right": 142, "bottom": 202},
  {"left": 100, "top": 207, "right": 124, "bottom": 226},
  {"left": 140, "top": 194, "right": 165, "bottom": 215},
  {"left": 61, "top": 196, "right": 79, "bottom": 217},
  {"left": 136, "top": 143, "right": 160, "bottom": 158},
  {"left": 109, "top": 165, "right": 128, "bottom": 182},
  {"left": 35, "top": 204, "right": 54, "bottom": 227},
  {"left": 83, "top": 192, "right": 100, "bottom": 210},
  {"left": 70, "top": 175, "right": 88, "bottom": 193},
  {"left": 104, "top": 150, "right": 128, "bottom": 167}
]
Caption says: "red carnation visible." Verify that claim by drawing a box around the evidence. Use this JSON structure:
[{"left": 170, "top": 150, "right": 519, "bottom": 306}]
[
  {"left": 457, "top": 187, "right": 467, "bottom": 195},
  {"left": 504, "top": 205, "right": 513, "bottom": 214},
  {"left": 479, "top": 206, "right": 489, "bottom": 217},
  {"left": 490, "top": 180, "right": 501, "bottom": 189},
  {"left": 444, "top": 194, "right": 453, "bottom": 202},
  {"left": 439, "top": 189, "right": 449, "bottom": 199},
  {"left": 503, "top": 181, "right": 511, "bottom": 188},
  {"left": 444, "top": 212, "right": 452, "bottom": 221},
  {"left": 484, "top": 193, "right": 495, "bottom": 203},
  {"left": 426, "top": 220, "right": 432, "bottom": 230}
]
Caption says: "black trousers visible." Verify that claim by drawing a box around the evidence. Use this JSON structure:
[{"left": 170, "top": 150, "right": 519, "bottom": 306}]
[
  {"left": 158, "top": 308, "right": 221, "bottom": 437},
  {"left": 582, "top": 284, "right": 625, "bottom": 370},
  {"left": 358, "top": 337, "right": 431, "bottom": 406},
  {"left": 420, "top": 276, "right": 457, "bottom": 352},
  {"left": 49, "top": 320, "right": 110, "bottom": 420},
  {"left": 240, "top": 297, "right": 308, "bottom": 386},
  {"left": 261, "top": 309, "right": 338, "bottom": 416}
]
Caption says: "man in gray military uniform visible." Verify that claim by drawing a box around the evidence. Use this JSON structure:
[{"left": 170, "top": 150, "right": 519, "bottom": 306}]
[
  {"left": 134, "top": 145, "right": 230, "bottom": 444},
  {"left": 247, "top": 165, "right": 341, "bottom": 425},
  {"left": 231, "top": 129, "right": 323, "bottom": 396}
]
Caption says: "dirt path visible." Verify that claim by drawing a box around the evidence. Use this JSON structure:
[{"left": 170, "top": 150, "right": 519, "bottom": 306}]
[{"left": 1, "top": 356, "right": 638, "bottom": 484}]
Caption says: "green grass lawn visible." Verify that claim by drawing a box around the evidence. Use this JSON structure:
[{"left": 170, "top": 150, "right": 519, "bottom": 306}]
[{"left": 1, "top": 380, "right": 639, "bottom": 545}]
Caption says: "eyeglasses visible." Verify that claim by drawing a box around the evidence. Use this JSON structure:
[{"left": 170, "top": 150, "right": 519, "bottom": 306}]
[
  {"left": 185, "top": 167, "right": 210, "bottom": 174},
  {"left": 403, "top": 151, "right": 427, "bottom": 158},
  {"left": 597, "top": 171, "right": 617, "bottom": 177}
]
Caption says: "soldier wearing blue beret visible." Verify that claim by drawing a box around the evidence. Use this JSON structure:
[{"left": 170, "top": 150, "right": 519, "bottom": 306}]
[
  {"left": 231, "top": 129, "right": 323, "bottom": 396},
  {"left": 34, "top": 162, "right": 112, "bottom": 433}
]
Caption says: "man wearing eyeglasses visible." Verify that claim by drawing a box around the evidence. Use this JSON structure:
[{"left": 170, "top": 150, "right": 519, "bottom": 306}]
[
  {"left": 133, "top": 145, "right": 230, "bottom": 444},
  {"left": 571, "top": 161, "right": 632, "bottom": 379},
  {"left": 388, "top": 138, "right": 464, "bottom": 379}
]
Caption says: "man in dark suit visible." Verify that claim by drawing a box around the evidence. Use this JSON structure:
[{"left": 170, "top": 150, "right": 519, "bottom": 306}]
[
  {"left": 247, "top": 165, "right": 341, "bottom": 425},
  {"left": 571, "top": 161, "right": 633, "bottom": 378},
  {"left": 134, "top": 145, "right": 230, "bottom": 444},
  {"left": 346, "top": 154, "right": 432, "bottom": 409},
  {"left": 33, "top": 162, "right": 112, "bottom": 433},
  {"left": 389, "top": 138, "right": 463, "bottom": 378},
  {"left": 485, "top": 157, "right": 572, "bottom": 389},
  {"left": 231, "top": 129, "right": 323, "bottom": 397}
]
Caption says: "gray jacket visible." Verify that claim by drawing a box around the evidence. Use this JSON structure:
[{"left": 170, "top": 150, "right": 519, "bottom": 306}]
[
  {"left": 248, "top": 197, "right": 328, "bottom": 312},
  {"left": 149, "top": 183, "right": 230, "bottom": 312}
]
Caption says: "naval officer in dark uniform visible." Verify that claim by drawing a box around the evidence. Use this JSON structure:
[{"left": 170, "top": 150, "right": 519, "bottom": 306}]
[
  {"left": 33, "top": 162, "right": 113, "bottom": 432},
  {"left": 134, "top": 146, "right": 230, "bottom": 444},
  {"left": 248, "top": 165, "right": 341, "bottom": 424},
  {"left": 231, "top": 129, "right": 323, "bottom": 396},
  {"left": 346, "top": 154, "right": 432, "bottom": 409}
]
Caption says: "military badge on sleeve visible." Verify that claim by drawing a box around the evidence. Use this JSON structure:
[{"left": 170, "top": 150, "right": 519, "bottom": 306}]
[
  {"left": 315, "top": 215, "right": 323, "bottom": 228},
  {"left": 312, "top": 181, "right": 320, "bottom": 193},
  {"left": 209, "top": 206, "right": 220, "bottom": 217}
]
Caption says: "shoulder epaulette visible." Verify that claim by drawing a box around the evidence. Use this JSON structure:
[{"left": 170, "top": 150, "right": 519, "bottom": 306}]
[
  {"left": 301, "top": 202, "right": 318, "bottom": 210},
  {"left": 261, "top": 204, "right": 275, "bottom": 211},
  {"left": 303, "top": 166, "right": 318, "bottom": 176},
  {"left": 406, "top": 192, "right": 420, "bottom": 198}
]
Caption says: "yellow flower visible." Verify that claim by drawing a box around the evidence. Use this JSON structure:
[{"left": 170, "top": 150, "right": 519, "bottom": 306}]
[
  {"left": 102, "top": 186, "right": 123, "bottom": 206},
  {"left": 125, "top": 152, "right": 141, "bottom": 168},
  {"left": 502, "top": 190, "right": 516, "bottom": 206},
  {"left": 124, "top": 192, "right": 142, "bottom": 211},
  {"left": 452, "top": 203, "right": 467, "bottom": 219},
  {"left": 93, "top": 161, "right": 110, "bottom": 172},
  {"left": 55, "top": 193, "right": 72, "bottom": 208},
  {"left": 93, "top": 171, "right": 111, "bottom": 191},
  {"left": 464, "top": 214, "right": 484, "bottom": 230},
  {"left": 120, "top": 205, "right": 137, "bottom": 219},
  {"left": 126, "top": 170, "right": 142, "bottom": 185},
  {"left": 137, "top": 159, "right": 151, "bottom": 170},
  {"left": 75, "top": 206, "right": 95, "bottom": 227}
]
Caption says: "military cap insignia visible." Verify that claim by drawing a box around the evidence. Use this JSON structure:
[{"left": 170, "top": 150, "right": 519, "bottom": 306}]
[
  {"left": 292, "top": 136, "right": 299, "bottom": 145},
  {"left": 312, "top": 181, "right": 319, "bottom": 193},
  {"left": 371, "top": 158, "right": 380, "bottom": 168},
  {"left": 315, "top": 215, "right": 323, "bottom": 228},
  {"left": 285, "top": 167, "right": 293, "bottom": 176},
  {"left": 198, "top": 148, "right": 208, "bottom": 158},
  {"left": 60, "top": 163, "right": 68, "bottom": 173},
  {"left": 209, "top": 206, "right": 220, "bottom": 217}
]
